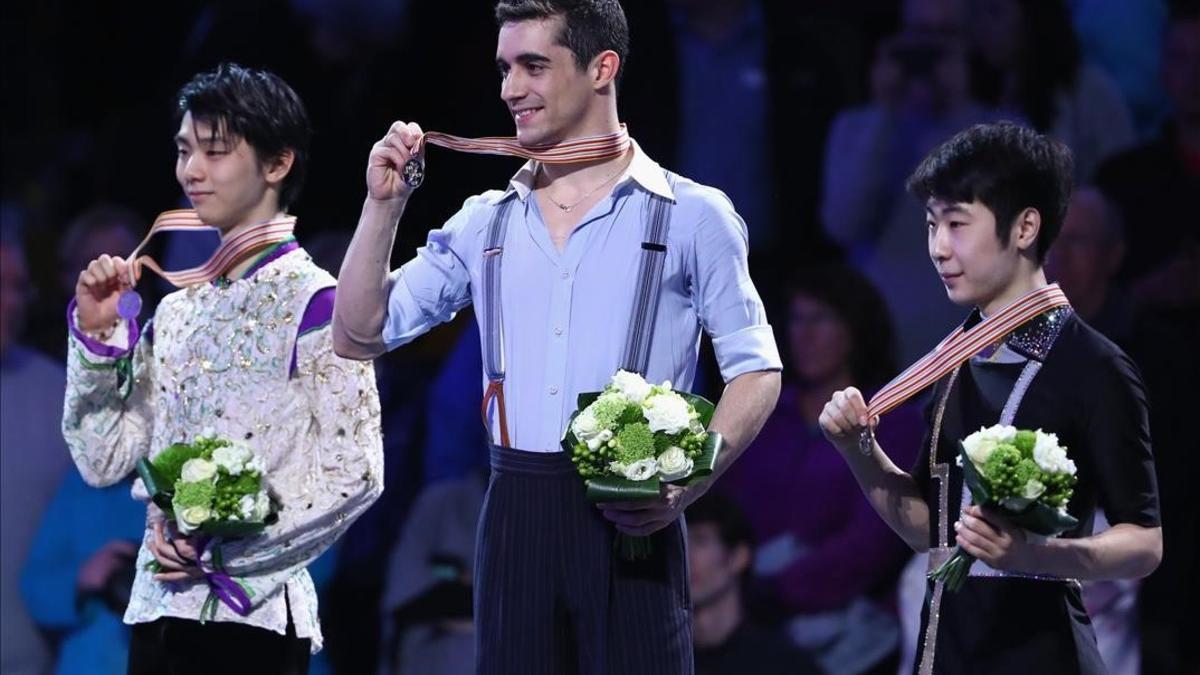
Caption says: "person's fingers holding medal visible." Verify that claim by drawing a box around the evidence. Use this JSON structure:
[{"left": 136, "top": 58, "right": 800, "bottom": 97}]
[
  {"left": 75, "top": 254, "right": 141, "bottom": 337},
  {"left": 367, "top": 120, "right": 425, "bottom": 201}
]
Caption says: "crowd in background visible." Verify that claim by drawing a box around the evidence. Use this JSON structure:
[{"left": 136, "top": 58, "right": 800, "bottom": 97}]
[{"left": 2, "top": 0, "right": 1196, "bottom": 674}]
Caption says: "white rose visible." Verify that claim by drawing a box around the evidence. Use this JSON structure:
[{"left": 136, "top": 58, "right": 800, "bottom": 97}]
[
  {"left": 239, "top": 495, "right": 256, "bottom": 520},
  {"left": 246, "top": 455, "right": 266, "bottom": 475},
  {"left": 1032, "top": 430, "right": 1076, "bottom": 475},
  {"left": 962, "top": 435, "right": 997, "bottom": 467},
  {"left": 212, "top": 445, "right": 254, "bottom": 475},
  {"left": 177, "top": 505, "right": 212, "bottom": 534},
  {"left": 622, "top": 458, "right": 659, "bottom": 481},
  {"left": 1062, "top": 458, "right": 1077, "bottom": 476},
  {"left": 251, "top": 492, "right": 271, "bottom": 521},
  {"left": 611, "top": 370, "right": 652, "bottom": 404},
  {"left": 587, "top": 437, "right": 603, "bottom": 451},
  {"left": 643, "top": 392, "right": 692, "bottom": 435},
  {"left": 1033, "top": 431, "right": 1072, "bottom": 474},
  {"left": 962, "top": 424, "right": 1017, "bottom": 466},
  {"left": 180, "top": 458, "right": 217, "bottom": 483},
  {"left": 657, "top": 447, "right": 694, "bottom": 481},
  {"left": 598, "top": 429, "right": 613, "bottom": 443},
  {"left": 572, "top": 411, "right": 601, "bottom": 441}
]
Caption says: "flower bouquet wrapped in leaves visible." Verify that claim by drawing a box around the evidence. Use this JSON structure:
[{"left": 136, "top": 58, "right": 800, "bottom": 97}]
[
  {"left": 929, "top": 424, "right": 1078, "bottom": 591},
  {"left": 562, "top": 370, "right": 723, "bottom": 560},
  {"left": 136, "top": 431, "right": 277, "bottom": 619}
]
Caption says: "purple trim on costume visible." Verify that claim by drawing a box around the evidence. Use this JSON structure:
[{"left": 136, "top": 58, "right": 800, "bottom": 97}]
[
  {"left": 240, "top": 240, "right": 299, "bottom": 280},
  {"left": 66, "top": 297, "right": 139, "bottom": 358},
  {"left": 290, "top": 286, "right": 336, "bottom": 376}
]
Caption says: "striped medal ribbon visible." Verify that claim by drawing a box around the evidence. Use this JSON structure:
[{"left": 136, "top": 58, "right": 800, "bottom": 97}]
[
  {"left": 402, "top": 124, "right": 632, "bottom": 188},
  {"left": 858, "top": 284, "right": 1071, "bottom": 453},
  {"left": 116, "top": 209, "right": 296, "bottom": 320}
]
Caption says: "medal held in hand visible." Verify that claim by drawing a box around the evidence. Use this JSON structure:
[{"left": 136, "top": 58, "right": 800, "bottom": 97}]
[
  {"left": 117, "top": 289, "right": 143, "bottom": 321},
  {"left": 402, "top": 158, "right": 425, "bottom": 189}
]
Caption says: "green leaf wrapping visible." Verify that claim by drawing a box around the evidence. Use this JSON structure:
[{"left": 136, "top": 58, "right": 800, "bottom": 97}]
[
  {"left": 585, "top": 476, "right": 664, "bottom": 502},
  {"left": 199, "top": 519, "right": 269, "bottom": 538},
  {"left": 135, "top": 457, "right": 175, "bottom": 513}
]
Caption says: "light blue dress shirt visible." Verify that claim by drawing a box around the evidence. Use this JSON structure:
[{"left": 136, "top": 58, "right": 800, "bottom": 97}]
[{"left": 383, "top": 141, "right": 781, "bottom": 451}]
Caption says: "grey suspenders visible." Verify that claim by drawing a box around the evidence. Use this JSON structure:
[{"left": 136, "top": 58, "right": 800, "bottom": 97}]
[
  {"left": 480, "top": 171, "right": 678, "bottom": 447},
  {"left": 480, "top": 199, "right": 515, "bottom": 446},
  {"left": 620, "top": 175, "right": 676, "bottom": 375}
]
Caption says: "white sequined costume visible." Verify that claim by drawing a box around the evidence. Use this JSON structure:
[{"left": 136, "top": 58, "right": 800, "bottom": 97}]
[{"left": 62, "top": 248, "right": 383, "bottom": 653}]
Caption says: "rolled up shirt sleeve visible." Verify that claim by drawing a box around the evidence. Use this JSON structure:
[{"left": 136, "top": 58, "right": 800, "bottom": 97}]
[
  {"left": 381, "top": 195, "right": 494, "bottom": 350},
  {"left": 687, "top": 187, "right": 782, "bottom": 381}
]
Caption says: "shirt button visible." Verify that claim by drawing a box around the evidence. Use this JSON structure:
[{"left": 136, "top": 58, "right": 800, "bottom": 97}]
[
  {"left": 554, "top": 327, "right": 563, "bottom": 336},
  {"left": 549, "top": 386, "right": 559, "bottom": 395},
  {"left": 560, "top": 271, "right": 569, "bottom": 279}
]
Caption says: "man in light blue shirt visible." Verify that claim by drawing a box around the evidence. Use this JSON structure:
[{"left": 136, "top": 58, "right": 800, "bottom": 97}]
[{"left": 334, "top": 2, "right": 781, "bottom": 672}]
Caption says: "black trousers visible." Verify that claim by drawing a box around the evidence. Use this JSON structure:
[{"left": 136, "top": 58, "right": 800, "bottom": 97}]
[
  {"left": 128, "top": 614, "right": 310, "bottom": 675},
  {"left": 475, "top": 446, "right": 693, "bottom": 675}
]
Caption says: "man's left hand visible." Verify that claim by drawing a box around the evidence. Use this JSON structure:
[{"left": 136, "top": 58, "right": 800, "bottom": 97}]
[
  {"left": 149, "top": 519, "right": 205, "bottom": 582},
  {"left": 598, "top": 483, "right": 700, "bottom": 536},
  {"left": 954, "top": 504, "right": 1032, "bottom": 572}
]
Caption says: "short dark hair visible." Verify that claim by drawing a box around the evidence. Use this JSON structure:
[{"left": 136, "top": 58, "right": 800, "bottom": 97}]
[
  {"left": 176, "top": 63, "right": 312, "bottom": 210},
  {"left": 906, "top": 121, "right": 1074, "bottom": 262},
  {"left": 686, "top": 491, "right": 755, "bottom": 553},
  {"left": 494, "top": 0, "right": 630, "bottom": 81},
  {"left": 785, "top": 264, "right": 899, "bottom": 392}
]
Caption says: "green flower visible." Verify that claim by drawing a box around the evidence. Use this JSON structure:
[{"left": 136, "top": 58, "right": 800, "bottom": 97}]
[
  {"left": 615, "top": 423, "right": 656, "bottom": 464},
  {"left": 591, "top": 393, "right": 633, "bottom": 430},
  {"left": 174, "top": 479, "right": 215, "bottom": 508},
  {"left": 1014, "top": 430, "right": 1037, "bottom": 457}
]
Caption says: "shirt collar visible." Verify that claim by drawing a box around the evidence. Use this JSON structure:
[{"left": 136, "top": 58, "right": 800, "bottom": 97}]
[{"left": 487, "top": 137, "right": 674, "bottom": 205}]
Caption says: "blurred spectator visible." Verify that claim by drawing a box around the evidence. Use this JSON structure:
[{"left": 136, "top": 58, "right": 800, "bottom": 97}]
[
  {"left": 1046, "top": 182, "right": 1197, "bottom": 675},
  {"left": 421, "top": 318, "right": 489, "bottom": 484},
  {"left": 968, "top": 0, "right": 1135, "bottom": 180},
  {"left": 1, "top": 232, "right": 71, "bottom": 675},
  {"left": 621, "top": 0, "right": 854, "bottom": 279},
  {"left": 719, "top": 265, "right": 923, "bottom": 675},
  {"left": 1095, "top": 7, "right": 1200, "bottom": 311},
  {"left": 1093, "top": 14, "right": 1200, "bottom": 673},
  {"left": 26, "top": 205, "right": 146, "bottom": 361},
  {"left": 822, "top": 0, "right": 1007, "bottom": 361},
  {"left": 19, "top": 472, "right": 144, "bottom": 675},
  {"left": 687, "top": 492, "right": 820, "bottom": 675},
  {"left": 1045, "top": 187, "right": 1133, "bottom": 338},
  {"left": 1081, "top": 511, "right": 1142, "bottom": 675},
  {"left": 379, "top": 469, "right": 486, "bottom": 675},
  {"left": 1069, "top": 0, "right": 1171, "bottom": 139}
]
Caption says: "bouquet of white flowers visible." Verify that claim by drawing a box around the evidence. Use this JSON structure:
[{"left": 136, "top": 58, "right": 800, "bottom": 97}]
[
  {"left": 928, "top": 424, "right": 1078, "bottom": 591},
  {"left": 562, "top": 370, "right": 723, "bottom": 560},
  {"left": 136, "top": 431, "right": 276, "bottom": 619}
]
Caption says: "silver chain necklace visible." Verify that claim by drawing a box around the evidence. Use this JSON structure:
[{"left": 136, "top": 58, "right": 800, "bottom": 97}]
[{"left": 541, "top": 162, "right": 626, "bottom": 212}]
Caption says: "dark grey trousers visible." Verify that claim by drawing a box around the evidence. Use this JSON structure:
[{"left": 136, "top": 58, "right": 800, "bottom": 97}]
[{"left": 475, "top": 446, "right": 693, "bottom": 675}]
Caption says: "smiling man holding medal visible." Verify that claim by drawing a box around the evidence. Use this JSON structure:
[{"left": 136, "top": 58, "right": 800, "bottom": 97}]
[
  {"left": 62, "top": 64, "right": 383, "bottom": 674},
  {"left": 333, "top": 1, "right": 782, "bottom": 673},
  {"left": 819, "top": 121, "right": 1163, "bottom": 675}
]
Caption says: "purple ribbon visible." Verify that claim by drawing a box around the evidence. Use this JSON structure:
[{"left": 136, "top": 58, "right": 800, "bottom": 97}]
[
  {"left": 204, "top": 571, "right": 252, "bottom": 615},
  {"left": 200, "top": 538, "right": 252, "bottom": 616}
]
